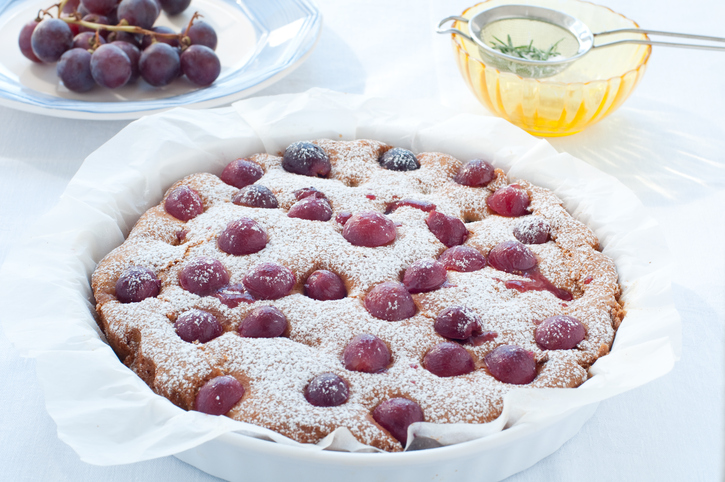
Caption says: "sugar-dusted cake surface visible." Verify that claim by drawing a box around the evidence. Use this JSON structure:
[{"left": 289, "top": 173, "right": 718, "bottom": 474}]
[{"left": 92, "top": 139, "right": 623, "bottom": 452}]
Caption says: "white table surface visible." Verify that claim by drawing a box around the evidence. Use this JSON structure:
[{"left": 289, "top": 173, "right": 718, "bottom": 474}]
[{"left": 1, "top": 0, "right": 723, "bottom": 480}]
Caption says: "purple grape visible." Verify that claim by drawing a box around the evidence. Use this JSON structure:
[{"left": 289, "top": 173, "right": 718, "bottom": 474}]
[
  {"left": 62, "top": 0, "right": 81, "bottom": 14},
  {"left": 175, "top": 309, "right": 223, "bottom": 343},
  {"left": 185, "top": 20, "right": 217, "bottom": 50},
  {"left": 80, "top": 0, "right": 117, "bottom": 15},
  {"left": 454, "top": 159, "right": 495, "bottom": 187},
  {"left": 438, "top": 246, "right": 486, "bottom": 272},
  {"left": 57, "top": 48, "right": 95, "bottom": 92},
  {"left": 110, "top": 40, "right": 140, "bottom": 82},
  {"left": 31, "top": 18, "right": 73, "bottom": 63},
  {"left": 487, "top": 185, "right": 531, "bottom": 217},
  {"left": 485, "top": 345, "right": 537, "bottom": 384},
  {"left": 426, "top": 211, "right": 468, "bottom": 247},
  {"left": 179, "top": 256, "right": 230, "bottom": 296},
  {"left": 141, "top": 26, "right": 179, "bottom": 50},
  {"left": 535, "top": 315, "right": 586, "bottom": 350},
  {"left": 217, "top": 217, "right": 267, "bottom": 256},
  {"left": 434, "top": 305, "right": 482, "bottom": 340},
  {"left": 78, "top": 14, "right": 109, "bottom": 36},
  {"left": 73, "top": 32, "right": 105, "bottom": 50},
  {"left": 139, "top": 42, "right": 180, "bottom": 87},
  {"left": 304, "top": 270, "right": 346, "bottom": 301},
  {"left": 287, "top": 197, "right": 332, "bottom": 222},
  {"left": 424, "top": 342, "right": 475, "bottom": 377},
  {"left": 117, "top": 0, "right": 159, "bottom": 29},
  {"left": 243, "top": 262, "right": 295, "bottom": 300},
  {"left": 238, "top": 306, "right": 288, "bottom": 338},
  {"left": 364, "top": 281, "right": 416, "bottom": 321},
  {"left": 372, "top": 398, "right": 424, "bottom": 446},
  {"left": 180, "top": 45, "right": 220, "bottom": 86},
  {"left": 402, "top": 259, "right": 447, "bottom": 294},
  {"left": 304, "top": 373, "right": 349, "bottom": 407},
  {"left": 282, "top": 142, "right": 331, "bottom": 178},
  {"left": 342, "top": 334, "right": 391, "bottom": 373},
  {"left": 90, "top": 43, "right": 131, "bottom": 88},
  {"left": 379, "top": 148, "right": 419, "bottom": 171},
  {"left": 513, "top": 216, "right": 551, "bottom": 244},
  {"left": 342, "top": 211, "right": 396, "bottom": 247},
  {"left": 487, "top": 240, "right": 537, "bottom": 273},
  {"left": 220, "top": 159, "right": 263, "bottom": 188},
  {"left": 19, "top": 20, "right": 41, "bottom": 63},
  {"left": 159, "top": 0, "right": 191, "bottom": 15},
  {"left": 164, "top": 185, "right": 203, "bottom": 221},
  {"left": 195, "top": 376, "right": 244, "bottom": 415},
  {"left": 107, "top": 30, "right": 140, "bottom": 47},
  {"left": 115, "top": 266, "right": 160, "bottom": 303},
  {"left": 231, "top": 185, "right": 278, "bottom": 209}
]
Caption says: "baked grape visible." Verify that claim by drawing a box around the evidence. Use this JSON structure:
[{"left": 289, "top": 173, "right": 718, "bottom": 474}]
[
  {"left": 342, "top": 334, "right": 391, "bottom": 373},
  {"left": 335, "top": 211, "right": 352, "bottom": 225},
  {"left": 513, "top": 216, "right": 551, "bottom": 244},
  {"left": 231, "top": 185, "right": 278, "bottom": 209},
  {"left": 378, "top": 147, "right": 419, "bottom": 171},
  {"left": 372, "top": 398, "right": 424, "bottom": 446},
  {"left": 115, "top": 266, "right": 160, "bottom": 303},
  {"left": 282, "top": 142, "right": 331, "bottom": 178},
  {"left": 213, "top": 284, "right": 254, "bottom": 308},
  {"left": 454, "top": 159, "right": 495, "bottom": 187},
  {"left": 217, "top": 217, "right": 267, "bottom": 256},
  {"left": 293, "top": 186, "right": 327, "bottom": 201},
  {"left": 535, "top": 315, "right": 586, "bottom": 350},
  {"left": 31, "top": 18, "right": 73, "bottom": 63},
  {"left": 221, "top": 159, "right": 263, "bottom": 188},
  {"left": 485, "top": 345, "right": 537, "bottom": 384},
  {"left": 434, "top": 305, "right": 482, "bottom": 340},
  {"left": 90, "top": 43, "right": 131, "bottom": 88},
  {"left": 384, "top": 199, "right": 435, "bottom": 215},
  {"left": 438, "top": 246, "right": 486, "bottom": 272},
  {"left": 424, "top": 342, "right": 475, "bottom": 377},
  {"left": 364, "top": 281, "right": 416, "bottom": 321},
  {"left": 185, "top": 20, "right": 217, "bottom": 50},
  {"left": 426, "top": 211, "right": 468, "bottom": 247},
  {"left": 139, "top": 42, "right": 180, "bottom": 87},
  {"left": 402, "top": 259, "right": 447, "bottom": 293},
  {"left": 195, "top": 376, "right": 244, "bottom": 415},
  {"left": 487, "top": 185, "right": 530, "bottom": 217},
  {"left": 179, "top": 256, "right": 230, "bottom": 296},
  {"left": 342, "top": 211, "right": 396, "bottom": 247},
  {"left": 243, "top": 262, "right": 295, "bottom": 300},
  {"left": 175, "top": 309, "right": 223, "bottom": 343},
  {"left": 19, "top": 20, "right": 41, "bottom": 63},
  {"left": 488, "top": 240, "right": 537, "bottom": 273},
  {"left": 304, "top": 373, "right": 349, "bottom": 407},
  {"left": 57, "top": 48, "right": 95, "bottom": 92},
  {"left": 238, "top": 306, "right": 288, "bottom": 338},
  {"left": 287, "top": 197, "right": 332, "bottom": 221},
  {"left": 117, "top": 0, "right": 159, "bottom": 30},
  {"left": 164, "top": 185, "right": 203, "bottom": 221},
  {"left": 304, "top": 270, "right": 346, "bottom": 301}
]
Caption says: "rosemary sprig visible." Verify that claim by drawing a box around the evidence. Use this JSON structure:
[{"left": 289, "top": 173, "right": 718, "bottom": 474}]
[{"left": 490, "top": 35, "right": 564, "bottom": 61}]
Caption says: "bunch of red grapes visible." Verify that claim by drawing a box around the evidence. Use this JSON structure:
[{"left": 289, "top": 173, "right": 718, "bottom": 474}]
[{"left": 18, "top": 0, "right": 221, "bottom": 92}]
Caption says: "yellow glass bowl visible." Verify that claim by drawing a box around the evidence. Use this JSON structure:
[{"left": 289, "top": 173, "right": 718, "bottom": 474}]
[{"left": 450, "top": 0, "right": 652, "bottom": 136}]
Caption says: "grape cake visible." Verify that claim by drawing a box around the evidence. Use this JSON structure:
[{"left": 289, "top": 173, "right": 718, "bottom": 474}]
[{"left": 91, "top": 139, "right": 624, "bottom": 452}]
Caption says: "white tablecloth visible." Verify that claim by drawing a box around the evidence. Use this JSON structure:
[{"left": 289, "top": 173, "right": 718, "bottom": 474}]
[{"left": 0, "top": 0, "right": 723, "bottom": 480}]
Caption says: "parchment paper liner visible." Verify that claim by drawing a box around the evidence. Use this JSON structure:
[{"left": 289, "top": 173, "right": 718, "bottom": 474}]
[{"left": 0, "top": 89, "right": 680, "bottom": 465}]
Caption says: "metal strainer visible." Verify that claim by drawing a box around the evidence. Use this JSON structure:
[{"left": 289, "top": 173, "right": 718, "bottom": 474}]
[{"left": 438, "top": 5, "right": 725, "bottom": 78}]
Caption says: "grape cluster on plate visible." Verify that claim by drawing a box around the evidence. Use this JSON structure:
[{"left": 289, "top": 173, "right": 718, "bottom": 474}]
[{"left": 18, "top": 0, "right": 221, "bottom": 92}]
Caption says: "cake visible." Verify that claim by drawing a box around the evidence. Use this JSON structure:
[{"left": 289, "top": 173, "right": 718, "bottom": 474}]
[{"left": 91, "top": 139, "right": 624, "bottom": 452}]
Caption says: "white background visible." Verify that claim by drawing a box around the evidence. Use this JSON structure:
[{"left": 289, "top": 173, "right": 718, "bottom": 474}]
[{"left": 0, "top": 0, "right": 723, "bottom": 480}]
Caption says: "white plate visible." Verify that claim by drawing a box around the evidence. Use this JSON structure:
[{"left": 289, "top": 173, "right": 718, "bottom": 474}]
[{"left": 0, "top": 0, "right": 322, "bottom": 119}]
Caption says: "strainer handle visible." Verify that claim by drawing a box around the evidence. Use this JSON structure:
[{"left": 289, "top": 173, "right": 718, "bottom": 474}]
[
  {"left": 594, "top": 28, "right": 725, "bottom": 51},
  {"left": 437, "top": 16, "right": 473, "bottom": 42}
]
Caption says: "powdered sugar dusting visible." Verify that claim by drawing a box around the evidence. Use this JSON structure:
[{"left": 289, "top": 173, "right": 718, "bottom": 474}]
[{"left": 92, "top": 139, "right": 623, "bottom": 452}]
